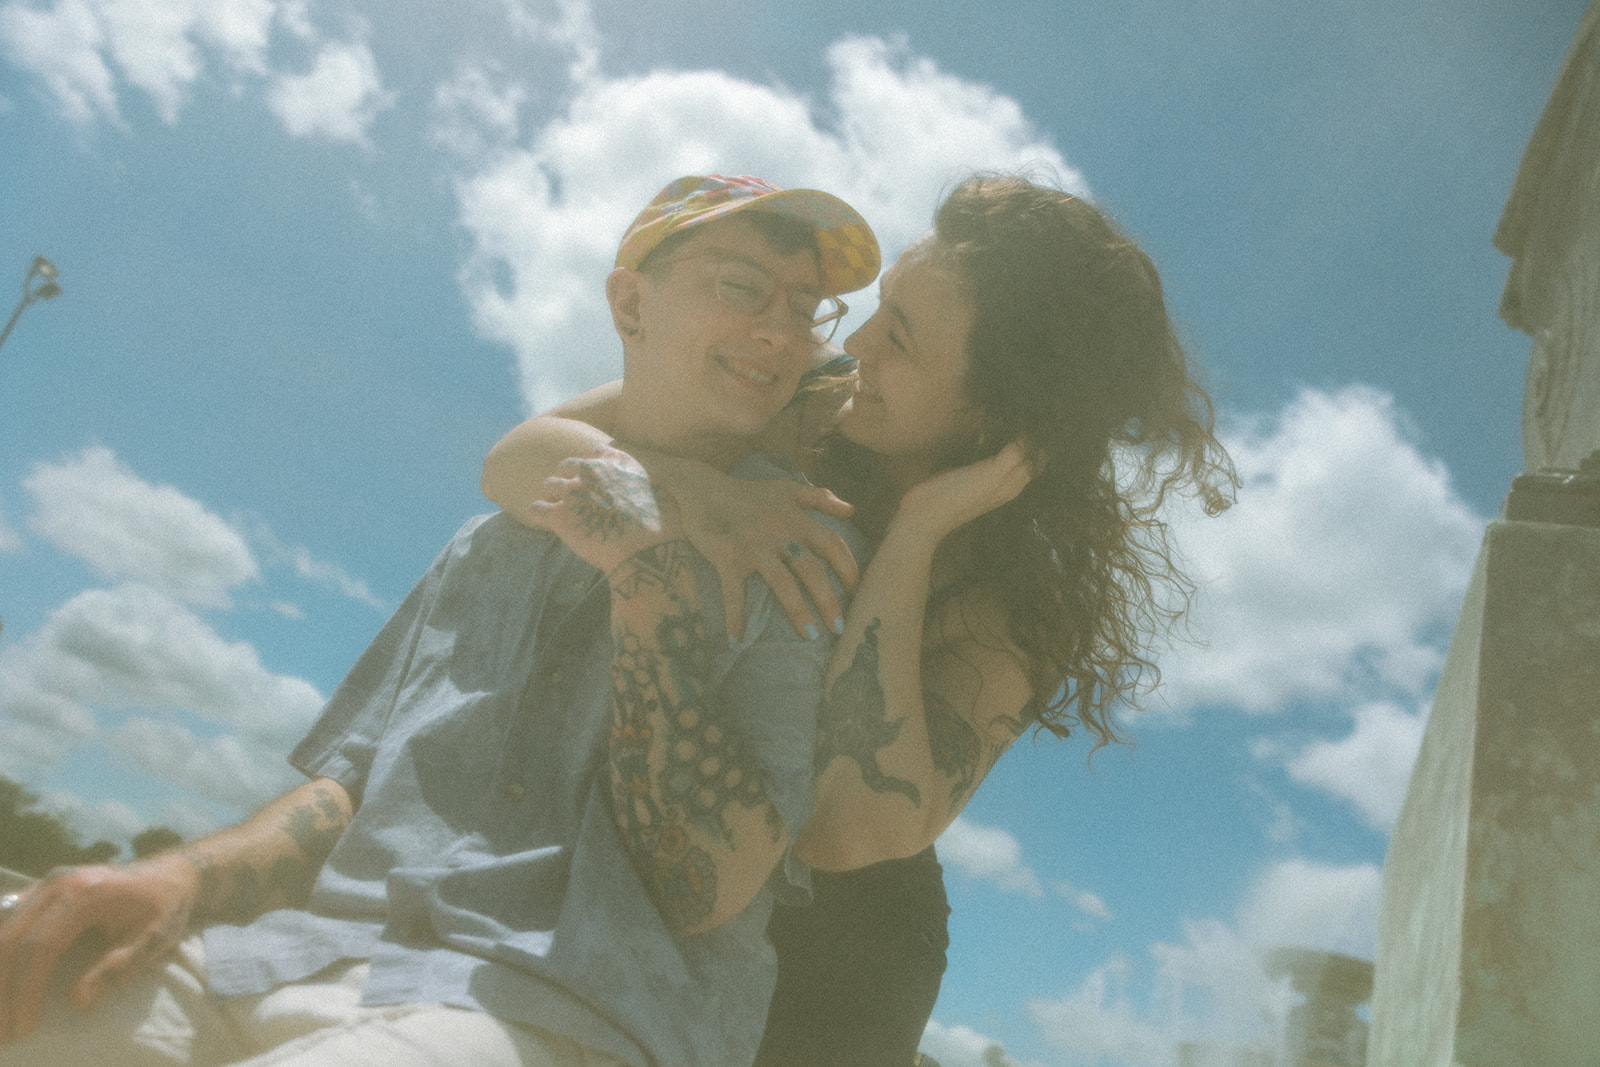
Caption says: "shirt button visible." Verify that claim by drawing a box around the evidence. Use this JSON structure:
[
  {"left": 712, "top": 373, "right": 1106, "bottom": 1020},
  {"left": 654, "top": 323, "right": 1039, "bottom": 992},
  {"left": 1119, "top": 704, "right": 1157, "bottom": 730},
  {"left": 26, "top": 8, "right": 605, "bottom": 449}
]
[
  {"left": 545, "top": 665, "right": 564, "bottom": 684},
  {"left": 504, "top": 783, "right": 527, "bottom": 802}
]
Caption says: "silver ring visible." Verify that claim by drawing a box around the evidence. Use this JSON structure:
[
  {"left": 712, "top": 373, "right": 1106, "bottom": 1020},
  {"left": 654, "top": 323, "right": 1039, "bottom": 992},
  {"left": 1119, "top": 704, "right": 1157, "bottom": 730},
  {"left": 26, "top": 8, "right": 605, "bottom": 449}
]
[
  {"left": 781, "top": 539, "right": 806, "bottom": 561},
  {"left": 0, "top": 892, "right": 20, "bottom": 916}
]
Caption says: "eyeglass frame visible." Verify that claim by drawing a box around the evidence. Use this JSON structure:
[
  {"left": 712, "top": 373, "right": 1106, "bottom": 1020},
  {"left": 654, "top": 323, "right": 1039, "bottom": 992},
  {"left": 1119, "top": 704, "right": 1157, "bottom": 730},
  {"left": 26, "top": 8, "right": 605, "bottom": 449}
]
[{"left": 645, "top": 248, "right": 849, "bottom": 343}]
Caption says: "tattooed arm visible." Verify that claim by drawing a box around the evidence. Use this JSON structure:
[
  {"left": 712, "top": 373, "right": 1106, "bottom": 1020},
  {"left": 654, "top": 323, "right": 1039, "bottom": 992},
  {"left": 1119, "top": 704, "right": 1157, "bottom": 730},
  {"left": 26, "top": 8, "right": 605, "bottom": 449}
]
[
  {"left": 524, "top": 455, "right": 815, "bottom": 936},
  {"left": 605, "top": 542, "right": 792, "bottom": 935},
  {"left": 797, "top": 446, "right": 1036, "bottom": 872},
  {"left": 0, "top": 776, "right": 351, "bottom": 1043}
]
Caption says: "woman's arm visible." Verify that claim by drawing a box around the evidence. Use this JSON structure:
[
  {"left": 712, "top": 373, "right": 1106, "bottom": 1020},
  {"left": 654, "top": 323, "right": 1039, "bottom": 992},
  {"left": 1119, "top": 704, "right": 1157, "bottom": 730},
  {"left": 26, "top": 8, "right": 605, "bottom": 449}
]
[
  {"left": 797, "top": 444, "right": 1036, "bottom": 871},
  {"left": 481, "top": 381, "right": 622, "bottom": 529},
  {"left": 480, "top": 383, "right": 859, "bottom": 640}
]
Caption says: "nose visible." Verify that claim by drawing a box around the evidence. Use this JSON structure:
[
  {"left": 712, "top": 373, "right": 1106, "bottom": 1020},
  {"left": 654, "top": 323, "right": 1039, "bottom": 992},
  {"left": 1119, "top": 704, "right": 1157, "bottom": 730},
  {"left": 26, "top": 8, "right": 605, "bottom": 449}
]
[{"left": 746, "top": 297, "right": 807, "bottom": 361}]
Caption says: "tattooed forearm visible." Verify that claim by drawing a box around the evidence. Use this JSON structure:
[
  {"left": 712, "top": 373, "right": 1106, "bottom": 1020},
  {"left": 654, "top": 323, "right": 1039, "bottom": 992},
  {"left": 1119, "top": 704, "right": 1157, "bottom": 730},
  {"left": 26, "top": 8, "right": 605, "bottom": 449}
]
[
  {"left": 568, "top": 458, "right": 661, "bottom": 541},
  {"left": 816, "top": 620, "right": 921, "bottom": 806},
  {"left": 185, "top": 785, "right": 350, "bottom": 925},
  {"left": 607, "top": 593, "right": 768, "bottom": 932},
  {"left": 610, "top": 539, "right": 696, "bottom": 600}
]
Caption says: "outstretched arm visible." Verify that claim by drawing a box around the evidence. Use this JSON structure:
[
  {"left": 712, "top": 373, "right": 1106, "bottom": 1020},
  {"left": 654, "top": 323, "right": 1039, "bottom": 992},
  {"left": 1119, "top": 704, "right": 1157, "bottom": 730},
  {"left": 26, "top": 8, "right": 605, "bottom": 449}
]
[
  {"left": 0, "top": 776, "right": 351, "bottom": 1043},
  {"left": 797, "top": 444, "right": 1037, "bottom": 872}
]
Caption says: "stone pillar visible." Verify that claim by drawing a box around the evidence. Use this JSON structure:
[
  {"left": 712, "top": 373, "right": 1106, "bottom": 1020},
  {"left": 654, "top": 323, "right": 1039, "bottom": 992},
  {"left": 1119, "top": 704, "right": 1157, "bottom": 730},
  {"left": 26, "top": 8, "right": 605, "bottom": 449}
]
[{"left": 1366, "top": 507, "right": 1600, "bottom": 1065}]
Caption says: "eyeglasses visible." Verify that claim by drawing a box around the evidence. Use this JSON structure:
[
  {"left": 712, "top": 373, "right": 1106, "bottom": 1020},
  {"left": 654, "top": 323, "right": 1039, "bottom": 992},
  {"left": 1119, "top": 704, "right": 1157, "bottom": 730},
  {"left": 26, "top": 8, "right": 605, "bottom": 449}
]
[{"left": 655, "top": 250, "right": 848, "bottom": 342}]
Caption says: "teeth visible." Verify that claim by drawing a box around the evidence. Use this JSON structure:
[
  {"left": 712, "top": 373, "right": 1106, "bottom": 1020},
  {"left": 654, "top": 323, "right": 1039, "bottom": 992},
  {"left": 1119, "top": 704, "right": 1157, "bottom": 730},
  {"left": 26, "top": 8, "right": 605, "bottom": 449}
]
[{"left": 722, "top": 357, "right": 775, "bottom": 386}]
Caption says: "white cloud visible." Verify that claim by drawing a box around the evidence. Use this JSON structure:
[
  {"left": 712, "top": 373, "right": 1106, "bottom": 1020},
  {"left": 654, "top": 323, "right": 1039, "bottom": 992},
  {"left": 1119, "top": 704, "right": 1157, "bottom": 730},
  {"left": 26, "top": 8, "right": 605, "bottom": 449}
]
[
  {"left": 1025, "top": 857, "right": 1381, "bottom": 1063},
  {"left": 109, "top": 715, "right": 299, "bottom": 810},
  {"left": 25, "top": 446, "right": 259, "bottom": 607},
  {"left": 920, "top": 1019, "right": 1039, "bottom": 1067},
  {"left": 0, "top": 0, "right": 117, "bottom": 123},
  {"left": 266, "top": 35, "right": 390, "bottom": 143},
  {"left": 1027, "top": 956, "right": 1171, "bottom": 1066},
  {"left": 246, "top": 518, "right": 385, "bottom": 609},
  {"left": 1235, "top": 857, "right": 1381, "bottom": 960},
  {"left": 1279, "top": 700, "right": 1428, "bottom": 831},
  {"left": 1158, "top": 386, "right": 1484, "bottom": 714},
  {"left": 0, "top": 0, "right": 274, "bottom": 124},
  {"left": 937, "top": 815, "right": 1044, "bottom": 897},
  {"left": 39, "top": 788, "right": 144, "bottom": 845},
  {"left": 448, "top": 33, "right": 1085, "bottom": 413},
  {"left": 0, "top": 583, "right": 324, "bottom": 765},
  {"left": 431, "top": 64, "right": 526, "bottom": 159},
  {"left": 1062, "top": 884, "right": 1113, "bottom": 922}
]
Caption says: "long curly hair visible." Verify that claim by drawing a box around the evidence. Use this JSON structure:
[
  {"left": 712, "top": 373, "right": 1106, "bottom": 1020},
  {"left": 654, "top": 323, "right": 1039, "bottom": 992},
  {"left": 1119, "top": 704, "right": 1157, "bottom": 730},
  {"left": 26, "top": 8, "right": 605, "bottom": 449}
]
[{"left": 820, "top": 174, "right": 1236, "bottom": 746}]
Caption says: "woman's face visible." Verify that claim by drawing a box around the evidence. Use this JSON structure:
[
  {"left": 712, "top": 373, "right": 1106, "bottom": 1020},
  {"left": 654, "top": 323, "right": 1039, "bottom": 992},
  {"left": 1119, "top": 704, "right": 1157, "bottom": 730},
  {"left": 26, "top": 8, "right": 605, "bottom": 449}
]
[{"left": 837, "top": 233, "right": 980, "bottom": 469}]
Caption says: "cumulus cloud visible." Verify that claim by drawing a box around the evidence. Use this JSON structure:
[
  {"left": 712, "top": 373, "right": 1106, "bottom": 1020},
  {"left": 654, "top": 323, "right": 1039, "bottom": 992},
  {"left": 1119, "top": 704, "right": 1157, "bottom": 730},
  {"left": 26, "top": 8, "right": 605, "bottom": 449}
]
[
  {"left": 246, "top": 519, "right": 385, "bottom": 609},
  {"left": 0, "top": 0, "right": 274, "bottom": 124},
  {"left": 1027, "top": 956, "right": 1170, "bottom": 1066},
  {"left": 39, "top": 788, "right": 144, "bottom": 846},
  {"left": 109, "top": 714, "right": 300, "bottom": 811},
  {"left": 0, "top": 583, "right": 325, "bottom": 809},
  {"left": 25, "top": 446, "right": 259, "bottom": 607},
  {"left": 1056, "top": 882, "right": 1113, "bottom": 922},
  {"left": 920, "top": 1019, "right": 1039, "bottom": 1067},
  {"left": 1158, "top": 385, "right": 1484, "bottom": 714},
  {"left": 448, "top": 34, "right": 1084, "bottom": 412},
  {"left": 937, "top": 815, "right": 1044, "bottom": 897},
  {"left": 266, "top": 34, "right": 390, "bottom": 143},
  {"left": 1277, "top": 700, "right": 1428, "bottom": 831},
  {"left": 1022, "top": 857, "right": 1381, "bottom": 1063}
]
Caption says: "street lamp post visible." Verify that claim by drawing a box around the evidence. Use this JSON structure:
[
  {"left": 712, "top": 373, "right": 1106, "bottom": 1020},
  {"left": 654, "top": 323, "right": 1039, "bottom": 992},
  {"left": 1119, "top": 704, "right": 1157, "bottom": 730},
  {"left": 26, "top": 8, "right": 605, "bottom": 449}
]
[{"left": 0, "top": 256, "right": 63, "bottom": 352}]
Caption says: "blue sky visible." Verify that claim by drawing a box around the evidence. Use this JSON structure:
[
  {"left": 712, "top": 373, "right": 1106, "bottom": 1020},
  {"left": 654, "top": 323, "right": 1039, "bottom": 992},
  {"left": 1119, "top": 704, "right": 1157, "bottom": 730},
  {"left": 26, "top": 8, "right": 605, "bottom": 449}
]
[{"left": 0, "top": 0, "right": 1588, "bottom": 1063}]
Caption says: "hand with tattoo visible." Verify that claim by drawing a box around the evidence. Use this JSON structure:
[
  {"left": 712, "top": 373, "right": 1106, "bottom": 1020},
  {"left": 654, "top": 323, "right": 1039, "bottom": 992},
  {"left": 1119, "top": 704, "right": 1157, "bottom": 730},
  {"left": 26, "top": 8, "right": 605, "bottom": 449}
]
[
  {"left": 0, "top": 853, "right": 200, "bottom": 1043},
  {"left": 0, "top": 776, "right": 350, "bottom": 1045},
  {"left": 525, "top": 447, "right": 680, "bottom": 576}
]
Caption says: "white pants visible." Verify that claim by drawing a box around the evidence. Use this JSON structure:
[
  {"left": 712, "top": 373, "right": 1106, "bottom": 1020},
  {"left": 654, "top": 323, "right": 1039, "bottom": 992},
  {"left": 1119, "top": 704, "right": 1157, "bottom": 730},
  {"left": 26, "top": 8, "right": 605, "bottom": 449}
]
[{"left": 0, "top": 937, "right": 627, "bottom": 1067}]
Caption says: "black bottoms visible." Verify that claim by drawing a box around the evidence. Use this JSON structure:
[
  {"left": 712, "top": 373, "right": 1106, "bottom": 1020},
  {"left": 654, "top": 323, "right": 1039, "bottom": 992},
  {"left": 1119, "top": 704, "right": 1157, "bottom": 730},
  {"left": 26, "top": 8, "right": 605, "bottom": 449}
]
[{"left": 754, "top": 846, "right": 951, "bottom": 1067}]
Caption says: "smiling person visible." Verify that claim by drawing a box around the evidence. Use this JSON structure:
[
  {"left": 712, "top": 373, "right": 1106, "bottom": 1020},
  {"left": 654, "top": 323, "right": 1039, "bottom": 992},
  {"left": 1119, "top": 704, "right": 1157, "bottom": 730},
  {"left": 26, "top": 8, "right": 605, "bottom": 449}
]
[
  {"left": 483, "top": 173, "right": 1238, "bottom": 1066},
  {"left": 0, "top": 174, "right": 879, "bottom": 1067}
]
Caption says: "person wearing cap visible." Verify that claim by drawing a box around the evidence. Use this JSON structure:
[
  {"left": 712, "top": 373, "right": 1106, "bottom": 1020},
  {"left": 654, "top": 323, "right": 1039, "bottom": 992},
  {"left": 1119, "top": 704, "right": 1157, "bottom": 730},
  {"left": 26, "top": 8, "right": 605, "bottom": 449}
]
[{"left": 0, "top": 174, "right": 879, "bottom": 1067}]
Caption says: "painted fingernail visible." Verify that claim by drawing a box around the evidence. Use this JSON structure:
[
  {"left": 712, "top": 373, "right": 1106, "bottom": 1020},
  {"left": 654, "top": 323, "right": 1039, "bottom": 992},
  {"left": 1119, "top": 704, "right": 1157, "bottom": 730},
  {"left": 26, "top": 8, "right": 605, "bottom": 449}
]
[
  {"left": 832, "top": 616, "right": 845, "bottom": 635},
  {"left": 804, "top": 623, "right": 820, "bottom": 641}
]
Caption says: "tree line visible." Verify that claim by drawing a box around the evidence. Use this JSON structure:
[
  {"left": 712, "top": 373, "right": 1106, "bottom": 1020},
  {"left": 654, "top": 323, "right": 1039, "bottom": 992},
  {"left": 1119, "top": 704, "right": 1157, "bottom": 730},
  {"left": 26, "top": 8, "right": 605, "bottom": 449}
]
[{"left": 0, "top": 776, "right": 183, "bottom": 878}]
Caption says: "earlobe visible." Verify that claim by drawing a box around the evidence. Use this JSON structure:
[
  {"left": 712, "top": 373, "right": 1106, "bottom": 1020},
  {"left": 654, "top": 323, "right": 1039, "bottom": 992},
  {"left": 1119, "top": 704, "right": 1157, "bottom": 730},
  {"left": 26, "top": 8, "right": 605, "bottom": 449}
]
[{"left": 607, "top": 267, "right": 645, "bottom": 341}]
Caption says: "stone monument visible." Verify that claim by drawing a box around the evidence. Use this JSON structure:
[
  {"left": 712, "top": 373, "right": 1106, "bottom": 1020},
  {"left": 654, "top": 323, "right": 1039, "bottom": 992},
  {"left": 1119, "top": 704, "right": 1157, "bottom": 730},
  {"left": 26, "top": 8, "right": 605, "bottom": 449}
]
[{"left": 1366, "top": 4, "right": 1600, "bottom": 1065}]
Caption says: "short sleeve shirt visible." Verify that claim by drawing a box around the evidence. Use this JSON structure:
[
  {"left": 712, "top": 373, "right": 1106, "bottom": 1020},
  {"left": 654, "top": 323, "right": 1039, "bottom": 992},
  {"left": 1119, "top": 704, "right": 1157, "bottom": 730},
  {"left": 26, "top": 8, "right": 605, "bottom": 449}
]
[{"left": 204, "top": 455, "right": 862, "bottom": 1067}]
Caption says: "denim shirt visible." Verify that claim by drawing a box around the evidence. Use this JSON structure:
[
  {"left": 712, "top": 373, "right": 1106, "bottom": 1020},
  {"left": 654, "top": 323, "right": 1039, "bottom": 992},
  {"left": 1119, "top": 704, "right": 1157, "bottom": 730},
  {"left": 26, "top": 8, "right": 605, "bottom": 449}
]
[{"left": 205, "top": 455, "right": 862, "bottom": 1067}]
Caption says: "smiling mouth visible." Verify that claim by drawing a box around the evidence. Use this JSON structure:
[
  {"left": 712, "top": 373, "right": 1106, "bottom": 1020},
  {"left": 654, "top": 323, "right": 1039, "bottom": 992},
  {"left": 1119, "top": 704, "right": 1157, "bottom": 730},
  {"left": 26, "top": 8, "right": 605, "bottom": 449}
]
[{"left": 717, "top": 354, "right": 778, "bottom": 387}]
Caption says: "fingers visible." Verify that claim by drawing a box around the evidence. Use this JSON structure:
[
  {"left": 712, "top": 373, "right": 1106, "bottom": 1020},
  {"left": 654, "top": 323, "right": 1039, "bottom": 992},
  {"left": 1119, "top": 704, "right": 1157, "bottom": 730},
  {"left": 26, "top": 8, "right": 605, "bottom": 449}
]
[
  {"left": 783, "top": 546, "right": 845, "bottom": 637},
  {"left": 69, "top": 925, "right": 163, "bottom": 1010},
  {"left": 800, "top": 523, "right": 859, "bottom": 593},
  {"left": 0, "top": 883, "right": 89, "bottom": 1042},
  {"left": 755, "top": 557, "right": 827, "bottom": 641},
  {"left": 786, "top": 483, "right": 854, "bottom": 520}
]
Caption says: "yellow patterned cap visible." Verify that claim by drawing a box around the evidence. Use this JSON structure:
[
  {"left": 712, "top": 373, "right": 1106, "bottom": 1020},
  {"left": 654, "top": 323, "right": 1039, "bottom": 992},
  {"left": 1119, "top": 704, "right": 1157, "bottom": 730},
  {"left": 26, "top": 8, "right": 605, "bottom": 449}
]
[{"left": 617, "top": 174, "right": 880, "bottom": 296}]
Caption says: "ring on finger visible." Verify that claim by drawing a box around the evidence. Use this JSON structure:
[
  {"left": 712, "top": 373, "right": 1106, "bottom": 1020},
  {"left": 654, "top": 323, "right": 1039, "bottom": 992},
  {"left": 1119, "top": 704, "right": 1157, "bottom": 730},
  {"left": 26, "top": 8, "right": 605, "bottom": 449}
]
[
  {"left": 781, "top": 539, "right": 807, "bottom": 561},
  {"left": 0, "top": 892, "right": 20, "bottom": 918}
]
